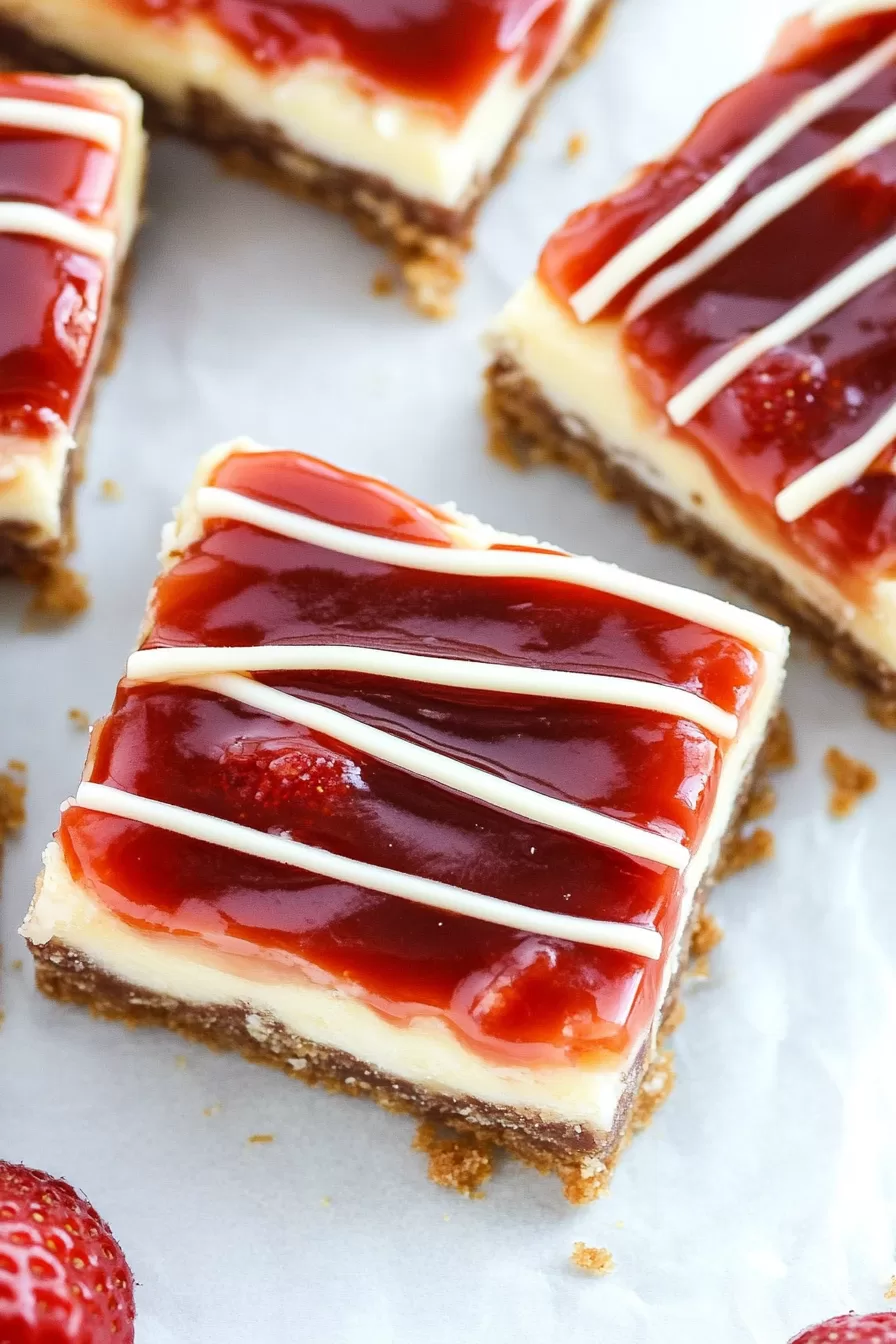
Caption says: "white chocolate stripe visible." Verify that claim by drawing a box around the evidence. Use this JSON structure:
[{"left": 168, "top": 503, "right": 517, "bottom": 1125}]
[
  {"left": 127, "top": 646, "right": 739, "bottom": 740},
  {"left": 166, "top": 671, "right": 691, "bottom": 869},
  {"left": 195, "top": 485, "right": 785, "bottom": 652},
  {"left": 73, "top": 782, "right": 664, "bottom": 959},
  {"left": 776, "top": 397, "right": 896, "bottom": 519},
  {"left": 0, "top": 201, "right": 115, "bottom": 259},
  {"left": 667, "top": 231, "right": 896, "bottom": 427},
  {"left": 568, "top": 28, "right": 896, "bottom": 322},
  {"left": 0, "top": 96, "right": 121, "bottom": 150},
  {"left": 814, "top": 1, "right": 896, "bottom": 26},
  {"left": 629, "top": 103, "right": 896, "bottom": 322}
]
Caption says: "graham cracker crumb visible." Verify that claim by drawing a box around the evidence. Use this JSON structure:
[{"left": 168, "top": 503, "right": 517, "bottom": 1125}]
[
  {"left": 9, "top": 960, "right": 22, "bottom": 972},
  {"left": 744, "top": 781, "right": 777, "bottom": 822},
  {"left": 412, "top": 1121, "right": 494, "bottom": 1199},
  {"left": 719, "top": 827, "right": 775, "bottom": 879},
  {"left": 248, "top": 1133, "right": 274, "bottom": 1145},
  {"left": 690, "top": 911, "right": 724, "bottom": 960},
  {"left": 371, "top": 269, "right": 396, "bottom": 298},
  {"left": 24, "top": 567, "right": 90, "bottom": 627},
  {"left": 631, "top": 1049, "right": 675, "bottom": 1134},
  {"left": 766, "top": 711, "right": 796, "bottom": 772},
  {"left": 0, "top": 764, "right": 27, "bottom": 842},
  {"left": 570, "top": 1242, "right": 614, "bottom": 1275},
  {"left": 68, "top": 707, "right": 90, "bottom": 731},
  {"left": 659, "top": 997, "right": 686, "bottom": 1042},
  {"left": 202, "top": 1103, "right": 221, "bottom": 1117},
  {"left": 7, "top": 759, "right": 26, "bottom": 773},
  {"left": 100, "top": 478, "right": 123, "bottom": 502},
  {"left": 869, "top": 696, "right": 896, "bottom": 731},
  {"left": 174, "top": 1054, "right": 187, "bottom": 1070},
  {"left": 824, "top": 747, "right": 877, "bottom": 818},
  {"left": 885, "top": 1275, "right": 896, "bottom": 1301},
  {"left": 566, "top": 132, "right": 588, "bottom": 160}
]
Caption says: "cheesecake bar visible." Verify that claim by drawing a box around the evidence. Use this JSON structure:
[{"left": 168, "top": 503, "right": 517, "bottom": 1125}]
[
  {"left": 486, "top": 3, "right": 896, "bottom": 720},
  {"left": 0, "top": 71, "right": 144, "bottom": 579},
  {"left": 23, "top": 440, "right": 788, "bottom": 1199},
  {"left": 0, "top": 0, "right": 609, "bottom": 315}
]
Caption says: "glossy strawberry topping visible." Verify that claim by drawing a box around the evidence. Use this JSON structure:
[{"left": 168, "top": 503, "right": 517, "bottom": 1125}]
[{"left": 540, "top": 15, "right": 896, "bottom": 587}]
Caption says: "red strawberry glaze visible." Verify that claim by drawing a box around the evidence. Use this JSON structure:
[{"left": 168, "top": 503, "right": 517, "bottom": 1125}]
[
  {"left": 117, "top": 0, "right": 568, "bottom": 121},
  {"left": 59, "top": 451, "right": 763, "bottom": 1067},
  {"left": 0, "top": 74, "right": 123, "bottom": 444},
  {"left": 539, "top": 14, "right": 896, "bottom": 592}
]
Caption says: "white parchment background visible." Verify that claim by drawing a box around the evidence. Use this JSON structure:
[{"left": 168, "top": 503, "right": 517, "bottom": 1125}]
[{"left": 2, "top": 1, "right": 896, "bottom": 1339}]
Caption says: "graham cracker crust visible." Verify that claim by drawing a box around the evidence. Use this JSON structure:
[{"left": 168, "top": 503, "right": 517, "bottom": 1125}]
[
  {"left": 0, "top": 256, "right": 134, "bottom": 585},
  {"left": 27, "top": 712, "right": 779, "bottom": 1203},
  {"left": 484, "top": 355, "right": 896, "bottom": 728},
  {"left": 0, "top": 2, "right": 610, "bottom": 317}
]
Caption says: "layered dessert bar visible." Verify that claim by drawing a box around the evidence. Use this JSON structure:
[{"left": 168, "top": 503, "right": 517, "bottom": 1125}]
[
  {"left": 486, "top": 3, "right": 896, "bottom": 719},
  {"left": 0, "top": 0, "right": 609, "bottom": 314},
  {"left": 0, "top": 71, "right": 144, "bottom": 579},
  {"left": 23, "top": 441, "right": 788, "bottom": 1199}
]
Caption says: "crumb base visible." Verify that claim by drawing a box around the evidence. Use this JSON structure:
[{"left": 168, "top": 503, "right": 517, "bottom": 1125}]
[
  {"left": 0, "top": 3, "right": 609, "bottom": 316},
  {"left": 484, "top": 355, "right": 896, "bottom": 727},
  {"left": 28, "top": 717, "right": 777, "bottom": 1202}
]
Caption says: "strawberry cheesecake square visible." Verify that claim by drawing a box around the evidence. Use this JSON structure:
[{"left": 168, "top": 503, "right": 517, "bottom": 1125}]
[
  {"left": 486, "top": 2, "right": 896, "bottom": 722},
  {"left": 23, "top": 439, "right": 788, "bottom": 1200},
  {"left": 0, "top": 71, "right": 144, "bottom": 580},
  {"left": 0, "top": 0, "right": 609, "bottom": 316}
]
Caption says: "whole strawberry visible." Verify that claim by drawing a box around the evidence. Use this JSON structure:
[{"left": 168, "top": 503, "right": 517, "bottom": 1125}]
[
  {"left": 0, "top": 1161, "right": 134, "bottom": 1344},
  {"left": 791, "top": 1313, "right": 896, "bottom": 1344}
]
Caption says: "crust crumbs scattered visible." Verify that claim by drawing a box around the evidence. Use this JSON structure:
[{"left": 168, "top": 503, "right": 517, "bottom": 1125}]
[
  {"left": 100, "top": 478, "right": 123, "bottom": 502},
  {"left": 9, "top": 960, "right": 22, "bottom": 973},
  {"left": 248, "top": 1133, "right": 275, "bottom": 1144},
  {"left": 885, "top": 1276, "right": 896, "bottom": 1301},
  {"left": 570, "top": 1242, "right": 614, "bottom": 1275},
  {"left": 566, "top": 132, "right": 588, "bottom": 160},
  {"left": 412, "top": 1121, "right": 494, "bottom": 1199},
  {"left": 658, "top": 996, "right": 686, "bottom": 1043},
  {"left": 371, "top": 269, "right": 396, "bottom": 298},
  {"left": 689, "top": 911, "right": 724, "bottom": 979},
  {"left": 766, "top": 710, "right": 796, "bottom": 772},
  {"left": 718, "top": 827, "right": 775, "bottom": 879},
  {"left": 744, "top": 780, "right": 777, "bottom": 822},
  {"left": 0, "top": 762, "right": 27, "bottom": 842},
  {"left": 203, "top": 1103, "right": 221, "bottom": 1117},
  {"left": 68, "top": 708, "right": 90, "bottom": 731},
  {"left": 24, "top": 567, "right": 90, "bottom": 627},
  {"left": 824, "top": 747, "right": 878, "bottom": 818},
  {"left": 631, "top": 1048, "right": 675, "bottom": 1134}
]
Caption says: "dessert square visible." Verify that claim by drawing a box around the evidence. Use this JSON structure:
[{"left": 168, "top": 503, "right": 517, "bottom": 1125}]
[
  {"left": 486, "top": 4, "right": 896, "bottom": 721},
  {"left": 0, "top": 71, "right": 144, "bottom": 580},
  {"left": 23, "top": 439, "right": 788, "bottom": 1200},
  {"left": 0, "top": 0, "right": 609, "bottom": 315}
]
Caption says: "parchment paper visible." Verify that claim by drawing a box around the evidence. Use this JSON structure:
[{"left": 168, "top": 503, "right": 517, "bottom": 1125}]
[{"left": 2, "top": 2, "right": 895, "bottom": 1339}]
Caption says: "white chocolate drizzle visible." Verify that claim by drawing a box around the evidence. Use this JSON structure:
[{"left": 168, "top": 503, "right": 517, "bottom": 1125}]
[
  {"left": 568, "top": 18, "right": 896, "bottom": 524},
  {"left": 0, "top": 201, "right": 115, "bottom": 259},
  {"left": 814, "top": 1, "right": 896, "bottom": 26},
  {"left": 126, "top": 646, "right": 739, "bottom": 739},
  {"left": 0, "top": 96, "right": 122, "bottom": 150},
  {"left": 568, "top": 28, "right": 896, "bottom": 322},
  {"left": 74, "top": 782, "right": 664, "bottom": 960},
  {"left": 195, "top": 485, "right": 785, "bottom": 651}
]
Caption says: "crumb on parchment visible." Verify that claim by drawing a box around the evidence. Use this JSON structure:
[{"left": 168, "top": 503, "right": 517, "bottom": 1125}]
[
  {"left": 100, "top": 478, "right": 123, "bottom": 501},
  {"left": 719, "top": 827, "right": 775, "bottom": 879},
  {"left": 371, "top": 270, "right": 396, "bottom": 298},
  {"left": 413, "top": 1122, "right": 494, "bottom": 1199},
  {"left": 0, "top": 762, "right": 27, "bottom": 842},
  {"left": 68, "top": 707, "right": 90, "bottom": 731},
  {"left": 824, "top": 747, "right": 877, "bottom": 818},
  {"left": 248, "top": 1134, "right": 275, "bottom": 1145},
  {"left": 885, "top": 1275, "right": 896, "bottom": 1301},
  {"left": 689, "top": 911, "right": 724, "bottom": 980},
  {"left": 570, "top": 1242, "right": 614, "bottom": 1275},
  {"left": 24, "top": 567, "right": 90, "bottom": 627},
  {"left": 766, "top": 710, "right": 796, "bottom": 772},
  {"left": 566, "top": 132, "right": 588, "bottom": 160}
]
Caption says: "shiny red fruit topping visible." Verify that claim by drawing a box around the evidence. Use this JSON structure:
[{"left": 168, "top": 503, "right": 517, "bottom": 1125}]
[
  {"left": 789, "top": 1313, "right": 896, "bottom": 1344},
  {"left": 0, "top": 1160, "right": 135, "bottom": 1344}
]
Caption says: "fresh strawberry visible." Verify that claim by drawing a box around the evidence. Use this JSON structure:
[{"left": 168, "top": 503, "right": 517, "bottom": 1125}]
[
  {"left": 790, "top": 1313, "right": 896, "bottom": 1343},
  {"left": 0, "top": 1161, "right": 134, "bottom": 1344}
]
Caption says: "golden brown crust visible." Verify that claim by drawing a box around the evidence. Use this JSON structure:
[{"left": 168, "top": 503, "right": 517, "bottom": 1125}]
[
  {"left": 484, "top": 355, "right": 896, "bottom": 723},
  {"left": 0, "top": 4, "right": 610, "bottom": 316},
  {"left": 824, "top": 746, "right": 878, "bottom": 818},
  {"left": 27, "top": 717, "right": 779, "bottom": 1201},
  {"left": 570, "top": 1243, "right": 614, "bottom": 1275}
]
